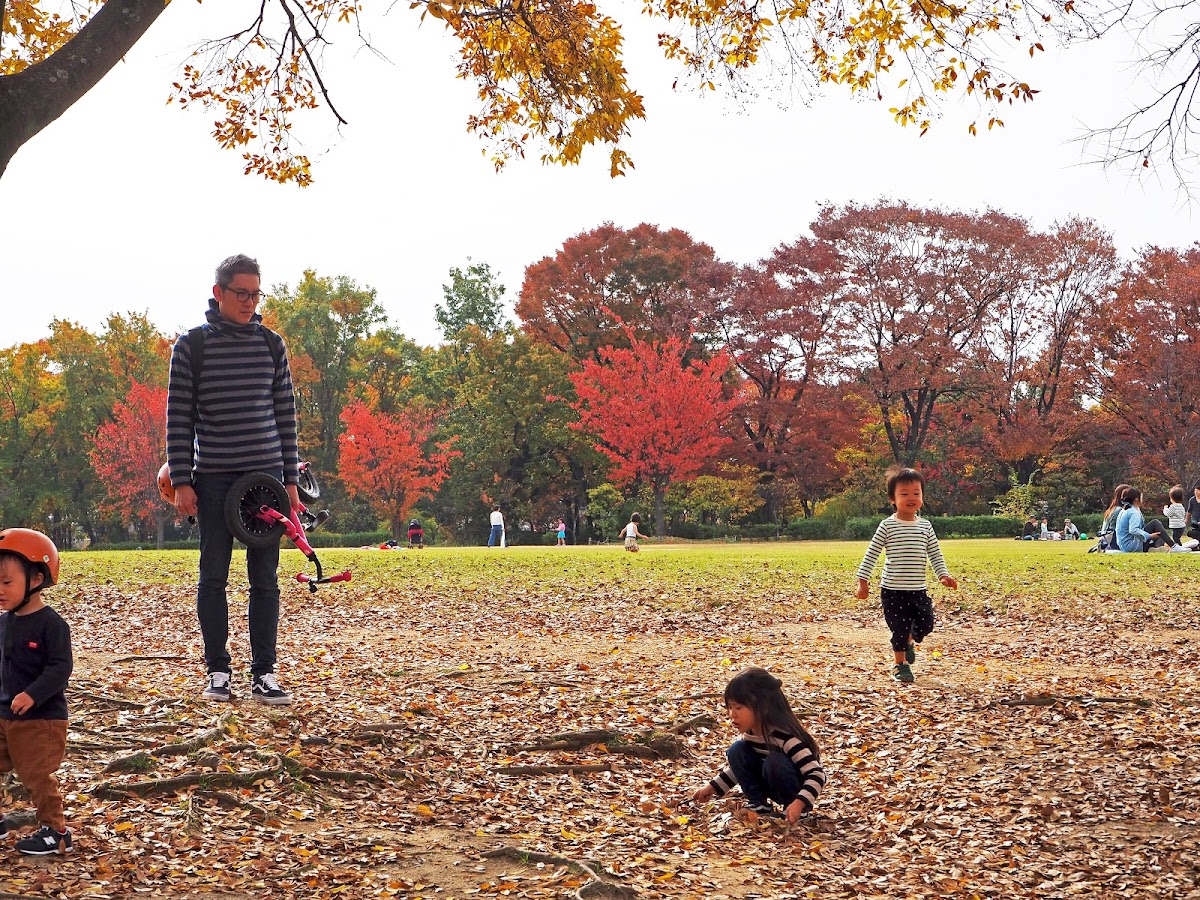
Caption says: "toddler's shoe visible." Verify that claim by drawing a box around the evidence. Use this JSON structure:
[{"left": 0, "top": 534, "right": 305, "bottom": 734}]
[
  {"left": 892, "top": 663, "right": 915, "bottom": 683},
  {"left": 744, "top": 802, "right": 782, "bottom": 819},
  {"left": 0, "top": 815, "right": 8, "bottom": 839},
  {"left": 16, "top": 825, "right": 72, "bottom": 855}
]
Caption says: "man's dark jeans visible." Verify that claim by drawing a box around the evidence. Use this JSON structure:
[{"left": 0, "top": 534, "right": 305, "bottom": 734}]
[
  {"left": 726, "top": 740, "right": 801, "bottom": 808},
  {"left": 195, "top": 470, "right": 281, "bottom": 676}
]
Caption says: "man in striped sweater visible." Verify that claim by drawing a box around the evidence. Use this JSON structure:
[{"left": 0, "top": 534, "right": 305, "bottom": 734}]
[{"left": 165, "top": 254, "right": 299, "bottom": 706}]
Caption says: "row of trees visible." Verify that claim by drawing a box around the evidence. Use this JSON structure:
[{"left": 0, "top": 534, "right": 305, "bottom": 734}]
[{"left": 3, "top": 200, "right": 1199, "bottom": 547}]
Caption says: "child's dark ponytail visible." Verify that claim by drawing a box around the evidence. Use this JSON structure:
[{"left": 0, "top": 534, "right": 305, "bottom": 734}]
[{"left": 724, "top": 667, "right": 820, "bottom": 760}]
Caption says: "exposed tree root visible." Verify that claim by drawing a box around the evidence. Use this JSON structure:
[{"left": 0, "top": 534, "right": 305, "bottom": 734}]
[
  {"left": 112, "top": 654, "right": 188, "bottom": 663},
  {"left": 493, "top": 763, "right": 613, "bottom": 776},
  {"left": 104, "top": 713, "right": 232, "bottom": 772},
  {"left": 483, "top": 846, "right": 638, "bottom": 899},
  {"left": 518, "top": 725, "right": 689, "bottom": 759},
  {"left": 92, "top": 764, "right": 281, "bottom": 799},
  {"left": 980, "top": 693, "right": 1153, "bottom": 710}
]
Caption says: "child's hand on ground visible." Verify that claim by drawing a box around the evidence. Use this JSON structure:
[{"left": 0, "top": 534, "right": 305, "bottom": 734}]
[
  {"left": 785, "top": 799, "right": 806, "bottom": 824},
  {"left": 939, "top": 575, "right": 958, "bottom": 590},
  {"left": 692, "top": 785, "right": 715, "bottom": 803},
  {"left": 10, "top": 692, "right": 33, "bottom": 715},
  {"left": 854, "top": 579, "right": 870, "bottom": 600}
]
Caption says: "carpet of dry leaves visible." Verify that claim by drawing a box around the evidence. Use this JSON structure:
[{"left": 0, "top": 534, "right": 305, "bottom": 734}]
[{"left": 1, "top": 543, "right": 1197, "bottom": 900}]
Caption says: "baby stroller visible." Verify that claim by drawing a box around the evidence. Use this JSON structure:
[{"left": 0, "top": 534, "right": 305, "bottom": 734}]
[
  {"left": 1087, "top": 528, "right": 1118, "bottom": 553},
  {"left": 407, "top": 519, "right": 425, "bottom": 549}
]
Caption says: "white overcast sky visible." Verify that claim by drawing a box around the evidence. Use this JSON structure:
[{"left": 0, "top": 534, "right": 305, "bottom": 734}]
[{"left": 2, "top": 2, "right": 1196, "bottom": 350}]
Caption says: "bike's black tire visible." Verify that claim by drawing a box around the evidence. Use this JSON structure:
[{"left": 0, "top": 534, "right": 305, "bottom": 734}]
[
  {"left": 225, "top": 472, "right": 290, "bottom": 548},
  {"left": 297, "top": 465, "right": 321, "bottom": 503}
]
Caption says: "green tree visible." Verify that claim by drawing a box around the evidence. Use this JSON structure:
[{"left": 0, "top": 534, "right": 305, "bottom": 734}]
[
  {"left": 44, "top": 313, "right": 170, "bottom": 542},
  {"left": 435, "top": 260, "right": 509, "bottom": 339},
  {"left": 428, "top": 326, "right": 599, "bottom": 542},
  {"left": 263, "top": 271, "right": 386, "bottom": 473},
  {"left": 0, "top": 341, "right": 56, "bottom": 529}
]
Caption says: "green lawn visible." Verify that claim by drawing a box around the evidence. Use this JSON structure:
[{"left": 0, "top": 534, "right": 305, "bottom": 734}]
[{"left": 64, "top": 537, "right": 1196, "bottom": 622}]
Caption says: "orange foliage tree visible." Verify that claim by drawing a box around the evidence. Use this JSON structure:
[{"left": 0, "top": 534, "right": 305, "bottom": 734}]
[
  {"left": 337, "top": 401, "right": 458, "bottom": 539},
  {"left": 568, "top": 333, "right": 735, "bottom": 536},
  {"left": 87, "top": 381, "right": 171, "bottom": 548}
]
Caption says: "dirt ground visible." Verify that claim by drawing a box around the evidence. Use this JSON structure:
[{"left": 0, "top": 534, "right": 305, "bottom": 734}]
[{"left": 3, "top": 580, "right": 1198, "bottom": 899}]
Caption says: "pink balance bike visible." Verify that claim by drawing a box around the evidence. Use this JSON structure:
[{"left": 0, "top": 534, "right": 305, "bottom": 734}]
[{"left": 223, "top": 462, "right": 352, "bottom": 593}]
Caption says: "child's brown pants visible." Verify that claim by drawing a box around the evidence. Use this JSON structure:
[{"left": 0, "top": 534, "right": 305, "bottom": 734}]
[{"left": 0, "top": 719, "right": 68, "bottom": 831}]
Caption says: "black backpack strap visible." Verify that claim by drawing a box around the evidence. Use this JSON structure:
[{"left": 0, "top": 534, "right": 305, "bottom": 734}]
[
  {"left": 186, "top": 325, "right": 208, "bottom": 425},
  {"left": 260, "top": 325, "right": 285, "bottom": 373}
]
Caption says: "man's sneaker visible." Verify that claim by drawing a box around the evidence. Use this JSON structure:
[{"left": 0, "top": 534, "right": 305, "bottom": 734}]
[
  {"left": 16, "top": 825, "right": 72, "bottom": 856},
  {"left": 201, "top": 671, "right": 232, "bottom": 702},
  {"left": 893, "top": 663, "right": 915, "bottom": 683},
  {"left": 905, "top": 641, "right": 917, "bottom": 665},
  {"left": 251, "top": 674, "right": 292, "bottom": 706}
]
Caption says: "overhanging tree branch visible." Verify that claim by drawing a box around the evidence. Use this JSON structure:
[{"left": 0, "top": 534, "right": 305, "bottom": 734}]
[{"left": 0, "top": 0, "right": 169, "bottom": 178}]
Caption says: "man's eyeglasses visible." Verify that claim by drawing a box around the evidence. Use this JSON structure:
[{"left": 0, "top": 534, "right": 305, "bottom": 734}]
[{"left": 221, "top": 286, "right": 266, "bottom": 303}]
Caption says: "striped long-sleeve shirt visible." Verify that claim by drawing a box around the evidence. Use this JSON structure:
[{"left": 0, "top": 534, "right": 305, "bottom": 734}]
[
  {"left": 165, "top": 302, "right": 299, "bottom": 487},
  {"left": 708, "top": 729, "right": 826, "bottom": 812},
  {"left": 855, "top": 515, "right": 950, "bottom": 590}
]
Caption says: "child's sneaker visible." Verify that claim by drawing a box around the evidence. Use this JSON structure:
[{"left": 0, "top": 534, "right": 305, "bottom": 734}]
[
  {"left": 905, "top": 641, "right": 917, "bottom": 665},
  {"left": 16, "top": 825, "right": 72, "bottom": 855},
  {"left": 251, "top": 673, "right": 292, "bottom": 706},
  {"left": 744, "top": 802, "right": 782, "bottom": 819},
  {"left": 892, "top": 663, "right": 915, "bottom": 683},
  {"left": 201, "top": 671, "right": 232, "bottom": 702}
]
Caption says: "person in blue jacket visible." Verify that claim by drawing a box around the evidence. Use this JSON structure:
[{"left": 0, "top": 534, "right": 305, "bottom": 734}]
[{"left": 1115, "top": 487, "right": 1177, "bottom": 552}]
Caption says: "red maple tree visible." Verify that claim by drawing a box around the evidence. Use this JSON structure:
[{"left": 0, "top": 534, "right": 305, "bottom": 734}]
[
  {"left": 517, "top": 222, "right": 732, "bottom": 364},
  {"left": 569, "top": 333, "right": 735, "bottom": 536},
  {"left": 338, "top": 401, "right": 459, "bottom": 539},
  {"left": 88, "top": 381, "right": 172, "bottom": 547}
]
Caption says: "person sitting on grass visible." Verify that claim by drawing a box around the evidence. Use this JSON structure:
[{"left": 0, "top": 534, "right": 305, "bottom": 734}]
[
  {"left": 854, "top": 467, "right": 957, "bottom": 683},
  {"left": 1062, "top": 518, "right": 1080, "bottom": 540},
  {"left": 691, "top": 667, "right": 825, "bottom": 824},
  {"left": 0, "top": 528, "right": 74, "bottom": 856},
  {"left": 1116, "top": 487, "right": 1178, "bottom": 552}
]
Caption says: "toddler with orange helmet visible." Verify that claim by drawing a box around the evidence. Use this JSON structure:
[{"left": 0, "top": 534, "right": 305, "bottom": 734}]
[{"left": 0, "top": 528, "right": 74, "bottom": 856}]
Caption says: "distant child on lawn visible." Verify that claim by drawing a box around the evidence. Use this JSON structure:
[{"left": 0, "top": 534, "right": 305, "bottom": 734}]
[
  {"left": 555, "top": 519, "right": 567, "bottom": 547},
  {"left": 692, "top": 667, "right": 825, "bottom": 823},
  {"left": 623, "top": 513, "right": 647, "bottom": 552},
  {"left": 855, "top": 468, "right": 957, "bottom": 683},
  {"left": 0, "top": 528, "right": 73, "bottom": 855},
  {"left": 1163, "top": 486, "right": 1187, "bottom": 545}
]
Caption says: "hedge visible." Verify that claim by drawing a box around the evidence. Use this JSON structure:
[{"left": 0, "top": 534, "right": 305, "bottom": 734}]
[{"left": 842, "top": 516, "right": 1026, "bottom": 541}]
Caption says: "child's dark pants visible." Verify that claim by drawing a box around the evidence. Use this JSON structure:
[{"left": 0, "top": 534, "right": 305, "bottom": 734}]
[
  {"left": 726, "top": 740, "right": 800, "bottom": 808},
  {"left": 880, "top": 587, "right": 935, "bottom": 653},
  {"left": 0, "top": 719, "right": 68, "bottom": 831}
]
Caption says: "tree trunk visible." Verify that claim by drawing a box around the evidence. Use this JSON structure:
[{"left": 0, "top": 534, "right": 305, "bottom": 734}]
[
  {"left": 0, "top": 0, "right": 170, "bottom": 178},
  {"left": 654, "top": 478, "right": 666, "bottom": 538}
]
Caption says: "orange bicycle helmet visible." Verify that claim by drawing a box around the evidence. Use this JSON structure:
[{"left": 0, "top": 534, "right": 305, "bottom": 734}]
[
  {"left": 158, "top": 462, "right": 176, "bottom": 504},
  {"left": 0, "top": 527, "right": 59, "bottom": 587}
]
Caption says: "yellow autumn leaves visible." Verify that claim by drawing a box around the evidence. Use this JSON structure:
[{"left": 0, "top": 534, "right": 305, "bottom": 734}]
[{"left": 5, "top": 0, "right": 1069, "bottom": 182}]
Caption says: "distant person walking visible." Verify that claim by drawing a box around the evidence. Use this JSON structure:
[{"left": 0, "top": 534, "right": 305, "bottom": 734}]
[{"left": 488, "top": 505, "right": 505, "bottom": 547}]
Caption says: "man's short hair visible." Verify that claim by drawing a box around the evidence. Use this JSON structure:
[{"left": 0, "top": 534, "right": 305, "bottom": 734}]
[{"left": 215, "top": 254, "right": 261, "bottom": 287}]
